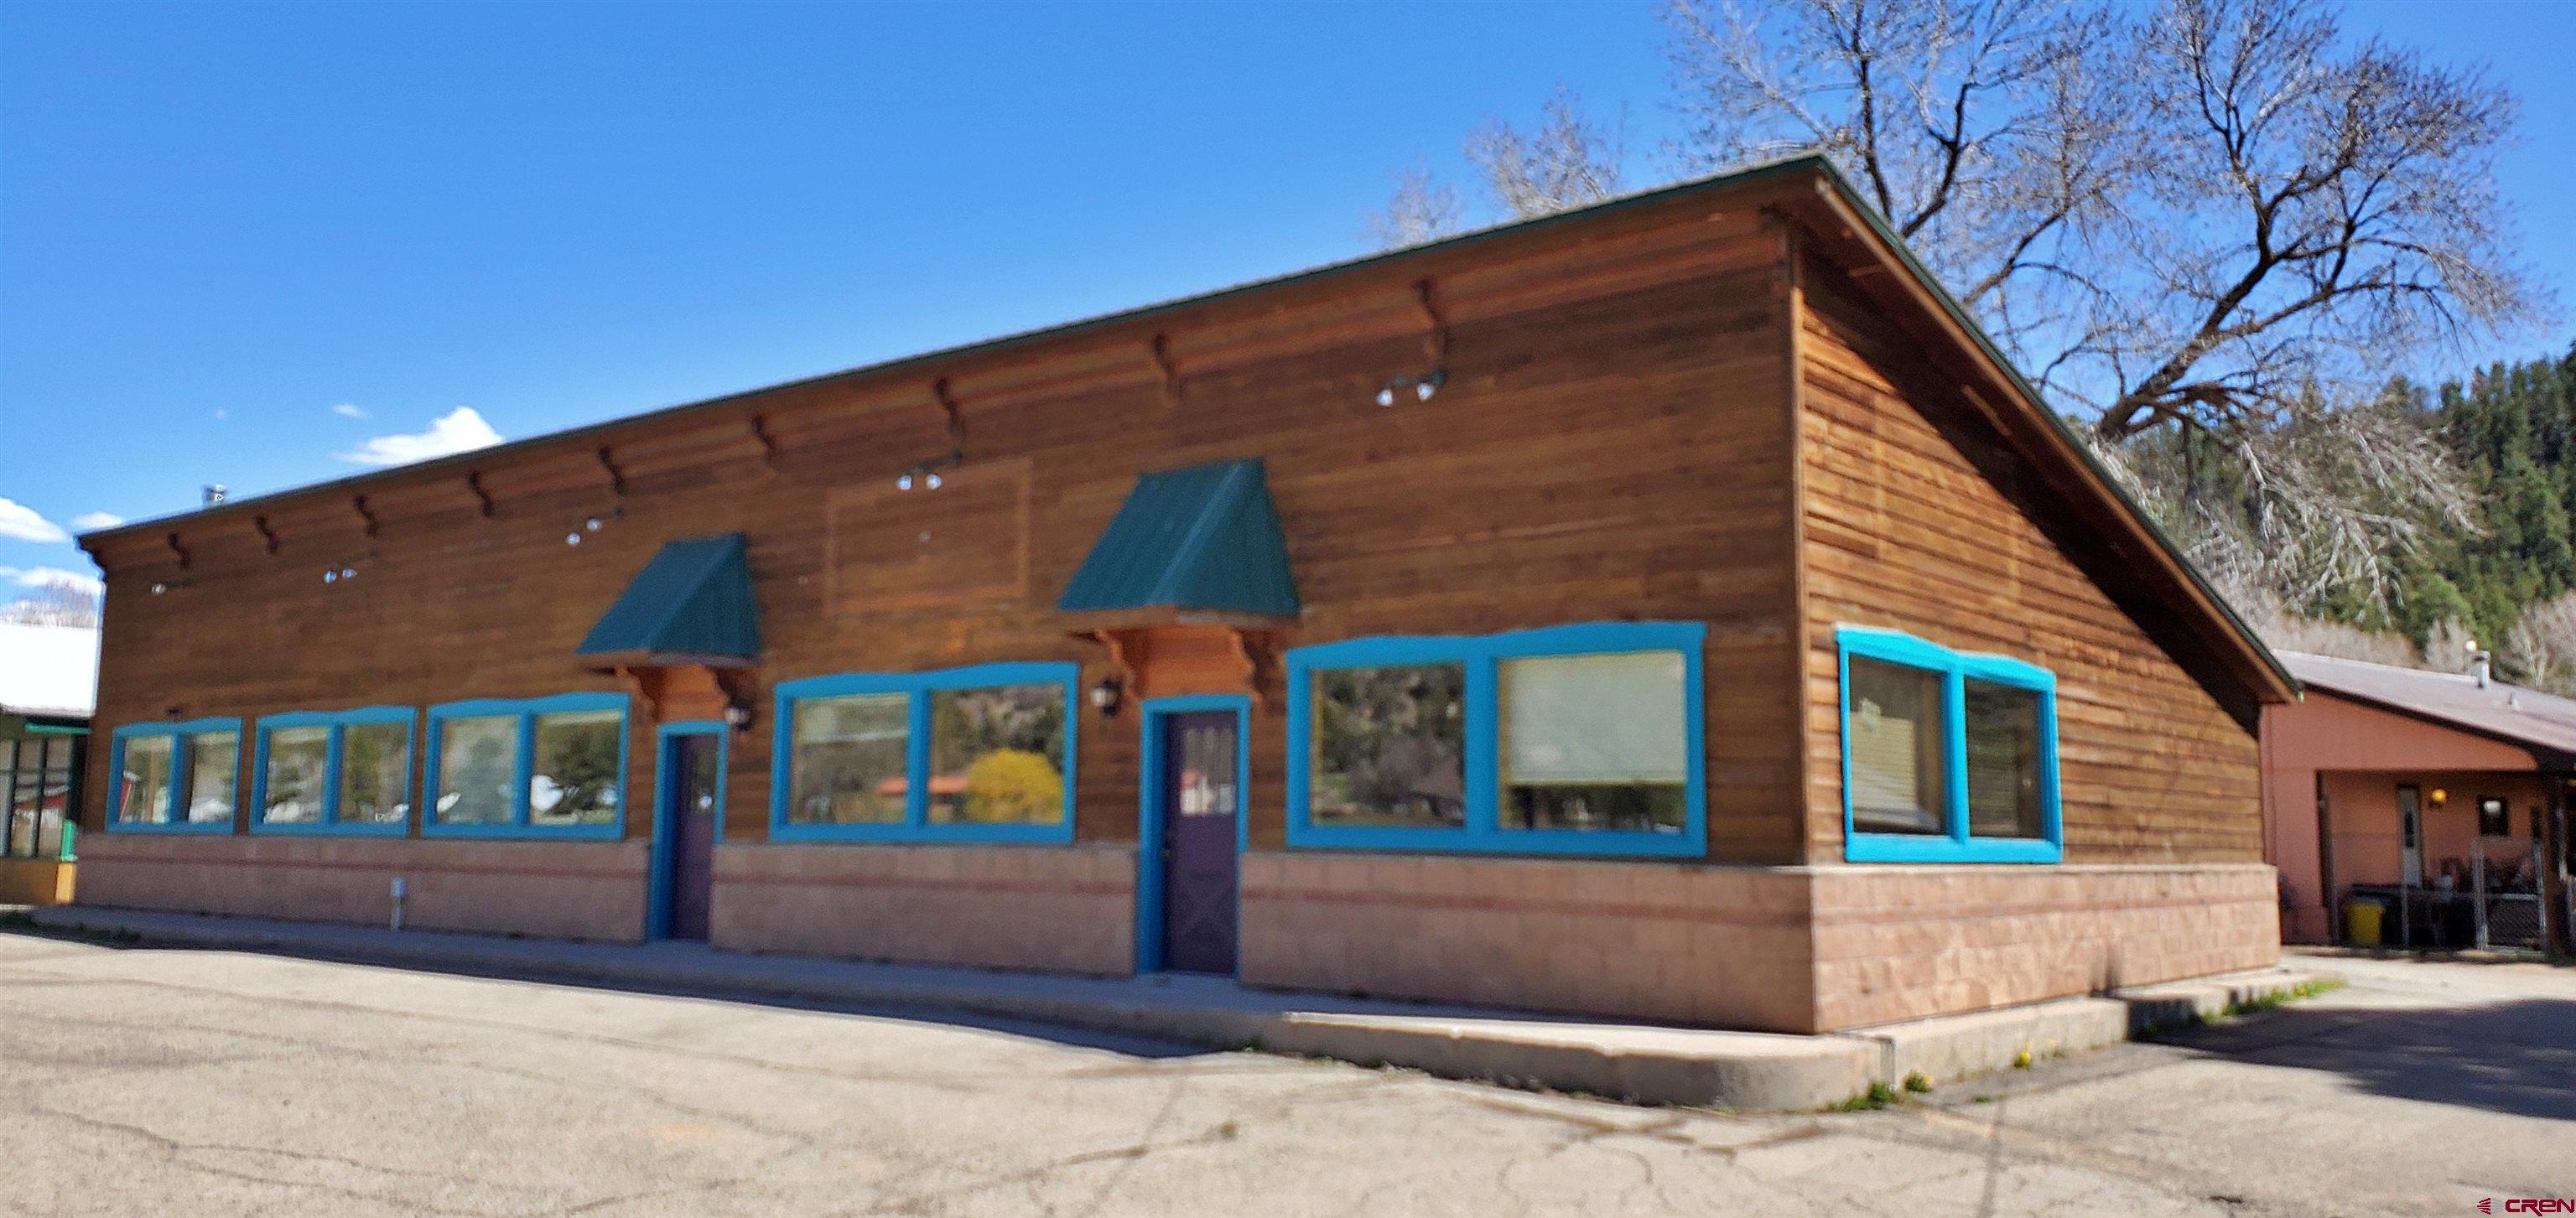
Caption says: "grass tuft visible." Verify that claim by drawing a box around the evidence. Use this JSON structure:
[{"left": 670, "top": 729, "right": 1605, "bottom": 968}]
[{"left": 1831, "top": 1081, "right": 1902, "bottom": 1112}]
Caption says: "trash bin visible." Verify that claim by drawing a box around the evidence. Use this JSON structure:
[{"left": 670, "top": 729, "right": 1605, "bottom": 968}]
[{"left": 2343, "top": 898, "right": 2385, "bottom": 946}]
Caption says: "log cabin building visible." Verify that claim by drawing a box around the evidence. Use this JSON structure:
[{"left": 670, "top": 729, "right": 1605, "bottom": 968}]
[{"left": 73, "top": 156, "right": 2298, "bottom": 1034}]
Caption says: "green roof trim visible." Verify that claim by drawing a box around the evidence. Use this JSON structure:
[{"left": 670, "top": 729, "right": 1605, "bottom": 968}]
[
  {"left": 578, "top": 533, "right": 762, "bottom": 661},
  {"left": 1058, "top": 458, "right": 1301, "bottom": 619}
]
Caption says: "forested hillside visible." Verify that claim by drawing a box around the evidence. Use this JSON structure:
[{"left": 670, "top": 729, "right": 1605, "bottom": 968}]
[{"left": 2115, "top": 345, "right": 2576, "bottom": 693}]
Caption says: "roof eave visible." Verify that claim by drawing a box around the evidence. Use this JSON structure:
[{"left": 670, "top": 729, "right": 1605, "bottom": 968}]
[
  {"left": 2296, "top": 683, "right": 2576, "bottom": 770},
  {"left": 77, "top": 153, "right": 1838, "bottom": 553}
]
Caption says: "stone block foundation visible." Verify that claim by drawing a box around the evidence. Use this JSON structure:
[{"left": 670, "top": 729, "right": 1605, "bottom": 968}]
[
  {"left": 73, "top": 835, "right": 648, "bottom": 941},
  {"left": 1241, "top": 853, "right": 2278, "bottom": 1034},
  {"left": 1240, "top": 853, "right": 1820, "bottom": 1032},
  {"left": 711, "top": 842, "right": 1135, "bottom": 977},
  {"left": 1806, "top": 863, "right": 2279, "bottom": 1030}
]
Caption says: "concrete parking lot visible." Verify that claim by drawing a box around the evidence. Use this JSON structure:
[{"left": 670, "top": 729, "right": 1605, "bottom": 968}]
[{"left": 2, "top": 931, "right": 2568, "bottom": 1217}]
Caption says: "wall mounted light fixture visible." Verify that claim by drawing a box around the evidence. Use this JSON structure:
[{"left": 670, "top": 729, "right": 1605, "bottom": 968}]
[
  {"left": 897, "top": 450, "right": 964, "bottom": 491},
  {"left": 1374, "top": 370, "right": 1446, "bottom": 407},
  {"left": 564, "top": 506, "right": 621, "bottom": 546}
]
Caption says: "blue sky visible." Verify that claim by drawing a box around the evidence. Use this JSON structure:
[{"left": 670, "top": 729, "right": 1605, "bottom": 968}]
[{"left": 3, "top": 0, "right": 2570, "bottom": 593}]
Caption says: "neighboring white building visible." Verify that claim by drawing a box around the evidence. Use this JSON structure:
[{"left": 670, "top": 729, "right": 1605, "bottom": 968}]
[
  {"left": 2, "top": 621, "right": 96, "bottom": 887},
  {"left": 0, "top": 620, "right": 100, "bottom": 723}
]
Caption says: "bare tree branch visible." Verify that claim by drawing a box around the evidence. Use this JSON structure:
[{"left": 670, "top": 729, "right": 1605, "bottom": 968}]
[
  {"left": 1365, "top": 167, "right": 1465, "bottom": 250},
  {"left": 1657, "top": 0, "right": 2536, "bottom": 441},
  {"left": 1466, "top": 86, "right": 1628, "bottom": 219}
]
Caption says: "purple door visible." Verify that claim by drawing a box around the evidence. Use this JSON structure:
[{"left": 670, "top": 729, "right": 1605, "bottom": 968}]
[
  {"left": 663, "top": 733, "right": 719, "bottom": 941},
  {"left": 1160, "top": 711, "right": 1240, "bottom": 974}
]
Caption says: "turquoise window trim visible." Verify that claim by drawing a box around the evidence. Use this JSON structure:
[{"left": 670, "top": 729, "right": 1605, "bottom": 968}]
[
  {"left": 104, "top": 718, "right": 242, "bottom": 835},
  {"left": 421, "top": 692, "right": 631, "bottom": 841},
  {"left": 1283, "top": 621, "right": 1707, "bottom": 858},
  {"left": 768, "top": 661, "right": 1080, "bottom": 844},
  {"left": 1135, "top": 693, "right": 1253, "bottom": 973},
  {"left": 1835, "top": 625, "right": 2063, "bottom": 864},
  {"left": 249, "top": 706, "right": 417, "bottom": 837}
]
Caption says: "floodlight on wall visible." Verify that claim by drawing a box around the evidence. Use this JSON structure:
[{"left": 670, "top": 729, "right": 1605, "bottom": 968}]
[
  {"left": 1374, "top": 370, "right": 1446, "bottom": 407},
  {"left": 565, "top": 507, "right": 621, "bottom": 545},
  {"left": 561, "top": 502, "right": 621, "bottom": 541},
  {"left": 897, "top": 450, "right": 963, "bottom": 491}
]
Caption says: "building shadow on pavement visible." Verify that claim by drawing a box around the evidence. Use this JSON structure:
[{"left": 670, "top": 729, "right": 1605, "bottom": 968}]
[
  {"left": 2161, "top": 999, "right": 2576, "bottom": 1122},
  {"left": 4, "top": 923, "right": 1226, "bottom": 1063}
]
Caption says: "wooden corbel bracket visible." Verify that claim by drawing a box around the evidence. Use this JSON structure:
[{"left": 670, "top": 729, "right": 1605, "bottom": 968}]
[
  {"left": 932, "top": 376, "right": 966, "bottom": 454},
  {"left": 1414, "top": 277, "right": 1451, "bottom": 367},
  {"left": 597, "top": 444, "right": 629, "bottom": 496},
  {"left": 1150, "top": 334, "right": 1183, "bottom": 408}
]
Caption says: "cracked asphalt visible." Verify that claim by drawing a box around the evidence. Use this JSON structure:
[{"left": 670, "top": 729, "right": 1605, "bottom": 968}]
[{"left": 2, "top": 933, "right": 2569, "bottom": 1217}]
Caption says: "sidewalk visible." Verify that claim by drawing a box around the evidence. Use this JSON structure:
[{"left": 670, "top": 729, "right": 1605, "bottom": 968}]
[{"left": 23, "top": 904, "right": 2333, "bottom": 1111}]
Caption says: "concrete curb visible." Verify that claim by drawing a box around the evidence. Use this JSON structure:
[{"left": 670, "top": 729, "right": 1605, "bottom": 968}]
[{"left": 20, "top": 906, "right": 2332, "bottom": 1111}]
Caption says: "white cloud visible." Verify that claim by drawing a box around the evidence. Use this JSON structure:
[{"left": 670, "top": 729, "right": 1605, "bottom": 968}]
[
  {"left": 335, "top": 407, "right": 505, "bottom": 467},
  {"left": 0, "top": 565, "right": 103, "bottom": 596},
  {"left": 331, "top": 402, "right": 369, "bottom": 419},
  {"left": 70, "top": 511, "right": 125, "bottom": 531},
  {"left": 0, "top": 498, "right": 69, "bottom": 543}
]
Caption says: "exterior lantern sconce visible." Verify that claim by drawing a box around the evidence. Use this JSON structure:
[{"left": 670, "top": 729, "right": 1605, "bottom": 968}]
[
  {"left": 724, "top": 702, "right": 755, "bottom": 733},
  {"left": 1089, "top": 675, "right": 1124, "bottom": 718},
  {"left": 2428, "top": 788, "right": 2448, "bottom": 808}
]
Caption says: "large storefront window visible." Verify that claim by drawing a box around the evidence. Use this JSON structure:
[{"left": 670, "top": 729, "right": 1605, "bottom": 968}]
[
  {"left": 787, "top": 692, "right": 909, "bottom": 825},
  {"left": 771, "top": 662, "right": 1077, "bottom": 843},
  {"left": 251, "top": 707, "right": 414, "bottom": 834},
  {"left": 1309, "top": 663, "right": 1466, "bottom": 830},
  {"left": 107, "top": 719, "right": 240, "bottom": 832},
  {"left": 3, "top": 735, "right": 80, "bottom": 858},
  {"left": 1836, "top": 626, "right": 2061, "bottom": 863},
  {"left": 1285, "top": 622, "right": 1706, "bottom": 858},
  {"left": 424, "top": 694, "right": 628, "bottom": 839}
]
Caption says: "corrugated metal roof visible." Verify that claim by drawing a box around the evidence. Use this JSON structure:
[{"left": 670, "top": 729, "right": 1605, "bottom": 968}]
[
  {"left": 1057, "top": 458, "right": 1300, "bottom": 619},
  {"left": 0, "top": 623, "right": 96, "bottom": 719},
  {"left": 2281, "top": 650, "right": 2576, "bottom": 761},
  {"left": 577, "top": 533, "right": 761, "bottom": 661}
]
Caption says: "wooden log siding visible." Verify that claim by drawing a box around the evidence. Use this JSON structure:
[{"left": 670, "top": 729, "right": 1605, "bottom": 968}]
[
  {"left": 84, "top": 168, "right": 2274, "bottom": 876},
  {"left": 83, "top": 208, "right": 1815, "bottom": 863},
  {"left": 1793, "top": 251, "right": 2263, "bottom": 863}
]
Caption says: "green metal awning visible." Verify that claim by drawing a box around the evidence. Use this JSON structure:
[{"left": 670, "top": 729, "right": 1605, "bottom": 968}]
[
  {"left": 578, "top": 533, "right": 762, "bottom": 664},
  {"left": 1058, "top": 458, "right": 1300, "bottom": 619}
]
